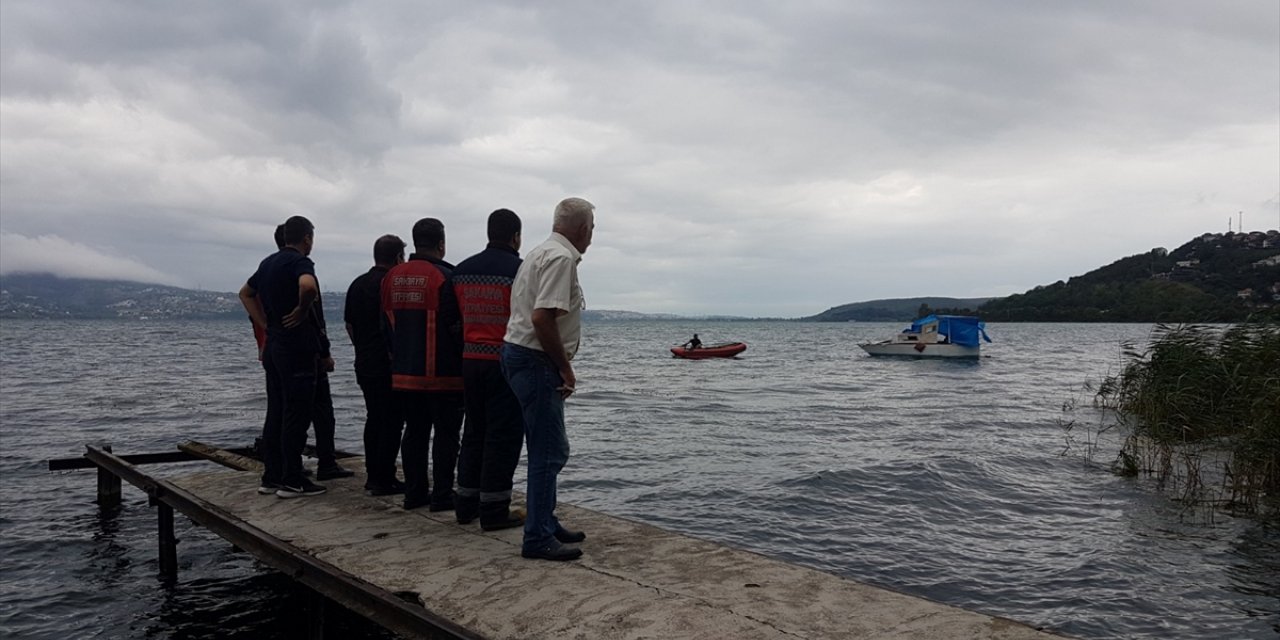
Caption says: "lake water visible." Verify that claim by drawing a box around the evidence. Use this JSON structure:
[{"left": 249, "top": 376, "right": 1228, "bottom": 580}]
[{"left": 0, "top": 319, "right": 1276, "bottom": 639}]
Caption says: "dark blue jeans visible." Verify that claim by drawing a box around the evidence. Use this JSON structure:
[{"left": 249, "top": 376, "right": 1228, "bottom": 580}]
[{"left": 500, "top": 343, "right": 569, "bottom": 552}]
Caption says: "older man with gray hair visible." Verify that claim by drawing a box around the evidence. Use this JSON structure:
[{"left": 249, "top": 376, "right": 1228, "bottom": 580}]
[{"left": 501, "top": 197, "right": 595, "bottom": 561}]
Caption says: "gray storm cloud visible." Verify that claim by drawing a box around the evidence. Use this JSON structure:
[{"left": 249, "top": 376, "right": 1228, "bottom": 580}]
[{"left": 1, "top": 1, "right": 1276, "bottom": 316}]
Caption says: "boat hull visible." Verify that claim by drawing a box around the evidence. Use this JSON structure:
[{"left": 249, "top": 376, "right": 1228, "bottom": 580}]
[
  {"left": 859, "top": 342, "right": 980, "bottom": 358},
  {"left": 671, "top": 342, "right": 747, "bottom": 359}
]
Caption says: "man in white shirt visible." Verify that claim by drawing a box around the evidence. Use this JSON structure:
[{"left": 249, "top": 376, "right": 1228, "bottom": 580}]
[{"left": 501, "top": 197, "right": 595, "bottom": 562}]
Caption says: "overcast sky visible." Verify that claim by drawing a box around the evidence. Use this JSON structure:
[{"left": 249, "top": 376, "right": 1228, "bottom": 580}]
[{"left": 2, "top": 1, "right": 1277, "bottom": 316}]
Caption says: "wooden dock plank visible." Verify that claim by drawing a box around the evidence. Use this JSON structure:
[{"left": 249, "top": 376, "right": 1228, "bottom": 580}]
[
  {"left": 171, "top": 461, "right": 1064, "bottom": 640},
  {"left": 178, "top": 440, "right": 264, "bottom": 472}
]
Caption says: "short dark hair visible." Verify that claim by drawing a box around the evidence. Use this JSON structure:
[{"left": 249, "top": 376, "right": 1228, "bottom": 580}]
[
  {"left": 282, "top": 216, "right": 314, "bottom": 246},
  {"left": 373, "top": 234, "right": 406, "bottom": 266},
  {"left": 412, "top": 218, "right": 444, "bottom": 249},
  {"left": 487, "top": 209, "right": 521, "bottom": 244},
  {"left": 273, "top": 224, "right": 285, "bottom": 249}
]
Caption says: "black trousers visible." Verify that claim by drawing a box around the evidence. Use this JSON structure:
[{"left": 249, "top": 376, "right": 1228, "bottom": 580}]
[
  {"left": 457, "top": 359, "right": 525, "bottom": 505},
  {"left": 312, "top": 371, "right": 338, "bottom": 470},
  {"left": 264, "top": 346, "right": 317, "bottom": 487},
  {"left": 260, "top": 357, "right": 283, "bottom": 486},
  {"left": 358, "top": 374, "right": 403, "bottom": 487},
  {"left": 399, "top": 391, "right": 463, "bottom": 505}
]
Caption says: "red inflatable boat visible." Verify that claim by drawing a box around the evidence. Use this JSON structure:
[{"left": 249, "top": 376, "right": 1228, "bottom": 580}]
[{"left": 670, "top": 342, "right": 747, "bottom": 359}]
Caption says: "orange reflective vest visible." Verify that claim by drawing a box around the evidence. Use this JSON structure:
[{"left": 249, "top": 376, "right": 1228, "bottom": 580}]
[{"left": 381, "top": 256, "right": 463, "bottom": 392}]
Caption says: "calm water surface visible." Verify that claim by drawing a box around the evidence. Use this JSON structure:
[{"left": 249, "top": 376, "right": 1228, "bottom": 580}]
[{"left": 1, "top": 320, "right": 1276, "bottom": 639}]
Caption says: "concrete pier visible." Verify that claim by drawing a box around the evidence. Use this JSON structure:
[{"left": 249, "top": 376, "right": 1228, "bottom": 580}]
[{"left": 168, "top": 457, "right": 1065, "bottom": 639}]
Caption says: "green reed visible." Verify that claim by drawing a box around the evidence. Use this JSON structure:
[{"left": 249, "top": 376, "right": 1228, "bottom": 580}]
[{"left": 1090, "top": 322, "right": 1280, "bottom": 516}]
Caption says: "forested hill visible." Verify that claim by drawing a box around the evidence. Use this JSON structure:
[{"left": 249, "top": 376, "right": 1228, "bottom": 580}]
[
  {"left": 802, "top": 297, "right": 991, "bottom": 322},
  {"left": 978, "top": 230, "right": 1280, "bottom": 322}
]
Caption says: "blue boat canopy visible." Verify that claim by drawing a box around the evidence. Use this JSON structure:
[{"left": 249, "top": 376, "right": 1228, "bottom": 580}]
[{"left": 905, "top": 315, "right": 992, "bottom": 347}]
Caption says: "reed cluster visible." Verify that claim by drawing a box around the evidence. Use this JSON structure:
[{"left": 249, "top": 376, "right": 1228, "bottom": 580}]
[{"left": 1092, "top": 322, "right": 1280, "bottom": 515}]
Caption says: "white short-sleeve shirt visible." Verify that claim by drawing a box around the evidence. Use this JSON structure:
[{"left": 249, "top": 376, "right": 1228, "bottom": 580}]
[{"left": 504, "top": 232, "right": 585, "bottom": 359}]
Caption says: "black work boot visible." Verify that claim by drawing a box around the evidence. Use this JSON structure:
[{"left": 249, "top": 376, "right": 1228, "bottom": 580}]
[
  {"left": 479, "top": 500, "right": 524, "bottom": 532},
  {"left": 455, "top": 493, "right": 480, "bottom": 524},
  {"left": 428, "top": 489, "right": 456, "bottom": 512}
]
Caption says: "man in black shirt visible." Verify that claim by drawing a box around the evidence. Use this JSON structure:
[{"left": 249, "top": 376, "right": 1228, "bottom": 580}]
[
  {"left": 345, "top": 234, "right": 407, "bottom": 495},
  {"left": 239, "top": 216, "right": 329, "bottom": 498},
  {"left": 246, "top": 224, "right": 352, "bottom": 484}
]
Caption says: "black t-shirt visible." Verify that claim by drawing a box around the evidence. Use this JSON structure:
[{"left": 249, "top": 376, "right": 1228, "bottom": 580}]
[
  {"left": 247, "top": 248, "right": 327, "bottom": 357},
  {"left": 344, "top": 265, "right": 391, "bottom": 377}
]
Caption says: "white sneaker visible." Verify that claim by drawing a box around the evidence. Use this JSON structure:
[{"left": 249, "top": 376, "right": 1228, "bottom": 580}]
[{"left": 275, "top": 481, "right": 327, "bottom": 499}]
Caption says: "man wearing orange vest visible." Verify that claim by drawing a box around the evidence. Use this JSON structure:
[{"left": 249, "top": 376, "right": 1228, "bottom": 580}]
[
  {"left": 381, "top": 218, "right": 464, "bottom": 511},
  {"left": 445, "top": 209, "right": 526, "bottom": 530}
]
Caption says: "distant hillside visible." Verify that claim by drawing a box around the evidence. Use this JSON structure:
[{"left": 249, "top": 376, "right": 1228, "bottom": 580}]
[
  {"left": 0, "top": 272, "right": 345, "bottom": 320},
  {"left": 0, "top": 274, "right": 730, "bottom": 322},
  {"left": 978, "top": 230, "right": 1280, "bottom": 322},
  {"left": 582, "top": 309, "right": 681, "bottom": 322},
  {"left": 801, "top": 297, "right": 991, "bottom": 322},
  {"left": 581, "top": 310, "right": 759, "bottom": 321}
]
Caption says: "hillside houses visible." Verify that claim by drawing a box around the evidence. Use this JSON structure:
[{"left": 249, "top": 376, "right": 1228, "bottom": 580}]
[
  {"left": 1194, "top": 229, "right": 1279, "bottom": 250},
  {"left": 1138, "top": 229, "right": 1280, "bottom": 309},
  {"left": 1254, "top": 255, "right": 1280, "bottom": 268}
]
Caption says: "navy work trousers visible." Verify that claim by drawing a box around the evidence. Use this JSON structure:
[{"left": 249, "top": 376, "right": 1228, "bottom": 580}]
[
  {"left": 456, "top": 358, "right": 525, "bottom": 507},
  {"left": 398, "top": 391, "right": 463, "bottom": 506}
]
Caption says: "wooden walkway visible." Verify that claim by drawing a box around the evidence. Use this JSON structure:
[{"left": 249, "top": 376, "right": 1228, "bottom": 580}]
[
  {"left": 179, "top": 466, "right": 1062, "bottom": 638},
  {"left": 59, "top": 444, "right": 1067, "bottom": 639}
]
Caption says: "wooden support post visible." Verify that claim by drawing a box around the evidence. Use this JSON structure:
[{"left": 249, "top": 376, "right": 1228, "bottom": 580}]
[
  {"left": 96, "top": 445, "right": 121, "bottom": 509},
  {"left": 158, "top": 503, "right": 178, "bottom": 581},
  {"left": 308, "top": 588, "right": 327, "bottom": 640},
  {"left": 81, "top": 444, "right": 481, "bottom": 639}
]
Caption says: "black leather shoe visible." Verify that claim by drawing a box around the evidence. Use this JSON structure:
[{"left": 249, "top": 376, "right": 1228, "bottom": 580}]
[
  {"left": 403, "top": 496, "right": 430, "bottom": 510},
  {"left": 554, "top": 526, "right": 586, "bottom": 544},
  {"left": 521, "top": 544, "right": 582, "bottom": 562},
  {"left": 366, "top": 483, "right": 405, "bottom": 497},
  {"left": 455, "top": 495, "right": 480, "bottom": 524},
  {"left": 317, "top": 465, "right": 355, "bottom": 480},
  {"left": 480, "top": 513, "right": 524, "bottom": 532},
  {"left": 428, "top": 493, "right": 455, "bottom": 512}
]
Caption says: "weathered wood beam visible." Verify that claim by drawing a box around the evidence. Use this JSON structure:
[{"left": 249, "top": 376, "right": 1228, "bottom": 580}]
[{"left": 178, "top": 440, "right": 263, "bottom": 472}]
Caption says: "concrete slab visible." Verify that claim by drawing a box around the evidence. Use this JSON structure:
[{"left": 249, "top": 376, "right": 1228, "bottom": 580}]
[{"left": 172, "top": 460, "right": 1065, "bottom": 639}]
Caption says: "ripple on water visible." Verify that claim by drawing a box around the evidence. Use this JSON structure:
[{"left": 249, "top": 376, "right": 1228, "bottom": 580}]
[{"left": 2, "top": 319, "right": 1277, "bottom": 639}]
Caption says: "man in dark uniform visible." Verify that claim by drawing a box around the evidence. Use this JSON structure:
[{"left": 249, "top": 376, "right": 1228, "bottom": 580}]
[
  {"left": 239, "top": 215, "right": 329, "bottom": 498},
  {"left": 345, "top": 234, "right": 407, "bottom": 495},
  {"left": 382, "top": 218, "right": 464, "bottom": 511},
  {"left": 445, "top": 209, "right": 526, "bottom": 530},
  {"left": 247, "top": 223, "right": 353, "bottom": 484}
]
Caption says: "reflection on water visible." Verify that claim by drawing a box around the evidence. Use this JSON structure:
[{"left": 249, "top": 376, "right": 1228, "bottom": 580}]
[{"left": 0, "top": 319, "right": 1276, "bottom": 639}]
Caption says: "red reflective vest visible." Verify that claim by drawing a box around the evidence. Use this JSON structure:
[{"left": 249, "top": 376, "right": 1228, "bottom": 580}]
[
  {"left": 450, "top": 244, "right": 521, "bottom": 361},
  {"left": 381, "top": 257, "right": 463, "bottom": 392}
]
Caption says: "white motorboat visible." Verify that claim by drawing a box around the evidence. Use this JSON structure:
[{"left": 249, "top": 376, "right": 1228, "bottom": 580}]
[{"left": 859, "top": 315, "right": 991, "bottom": 358}]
